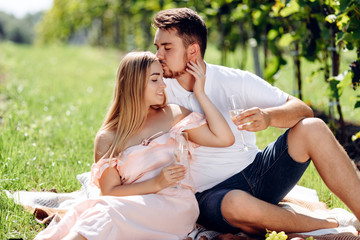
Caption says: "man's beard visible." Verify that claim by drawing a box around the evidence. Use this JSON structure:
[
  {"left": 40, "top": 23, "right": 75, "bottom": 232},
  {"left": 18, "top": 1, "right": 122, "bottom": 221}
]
[
  {"left": 162, "top": 54, "right": 188, "bottom": 79},
  {"left": 164, "top": 68, "right": 186, "bottom": 79}
]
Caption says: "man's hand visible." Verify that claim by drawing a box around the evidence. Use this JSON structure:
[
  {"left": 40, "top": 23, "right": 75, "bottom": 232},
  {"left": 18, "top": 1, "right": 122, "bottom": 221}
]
[{"left": 234, "top": 107, "right": 270, "bottom": 132}]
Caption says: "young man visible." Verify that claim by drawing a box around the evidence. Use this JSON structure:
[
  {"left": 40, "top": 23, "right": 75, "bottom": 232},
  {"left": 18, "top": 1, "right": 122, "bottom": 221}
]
[{"left": 153, "top": 8, "right": 360, "bottom": 235}]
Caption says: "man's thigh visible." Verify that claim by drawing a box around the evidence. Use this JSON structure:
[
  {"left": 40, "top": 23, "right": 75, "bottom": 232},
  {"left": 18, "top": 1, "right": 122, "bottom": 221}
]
[
  {"left": 242, "top": 129, "right": 310, "bottom": 204},
  {"left": 195, "top": 129, "right": 310, "bottom": 232}
]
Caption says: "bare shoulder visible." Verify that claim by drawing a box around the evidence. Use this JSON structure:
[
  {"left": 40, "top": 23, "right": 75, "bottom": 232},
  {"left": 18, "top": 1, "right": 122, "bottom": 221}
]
[
  {"left": 94, "top": 130, "right": 115, "bottom": 162},
  {"left": 165, "top": 104, "right": 191, "bottom": 124}
]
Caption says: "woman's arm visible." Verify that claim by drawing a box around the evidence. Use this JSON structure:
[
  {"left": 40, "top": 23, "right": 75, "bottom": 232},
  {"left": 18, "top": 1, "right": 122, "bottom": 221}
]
[
  {"left": 99, "top": 163, "right": 185, "bottom": 196},
  {"left": 185, "top": 60, "right": 235, "bottom": 147}
]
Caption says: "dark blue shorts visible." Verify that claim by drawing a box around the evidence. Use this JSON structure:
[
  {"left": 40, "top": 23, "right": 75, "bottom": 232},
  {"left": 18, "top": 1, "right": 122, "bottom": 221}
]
[{"left": 195, "top": 129, "right": 310, "bottom": 233}]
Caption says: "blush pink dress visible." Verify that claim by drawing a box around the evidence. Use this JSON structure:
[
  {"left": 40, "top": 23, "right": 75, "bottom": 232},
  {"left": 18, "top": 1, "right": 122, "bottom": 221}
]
[{"left": 34, "top": 112, "right": 205, "bottom": 240}]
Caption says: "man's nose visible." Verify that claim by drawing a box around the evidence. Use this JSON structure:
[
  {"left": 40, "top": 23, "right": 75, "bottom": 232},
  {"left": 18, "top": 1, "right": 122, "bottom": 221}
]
[{"left": 156, "top": 49, "right": 163, "bottom": 60}]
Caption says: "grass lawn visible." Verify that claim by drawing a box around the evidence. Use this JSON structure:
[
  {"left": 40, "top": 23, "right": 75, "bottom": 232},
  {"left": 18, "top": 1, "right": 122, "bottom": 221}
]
[
  {"left": 0, "top": 42, "right": 122, "bottom": 239},
  {"left": 0, "top": 42, "right": 359, "bottom": 239}
]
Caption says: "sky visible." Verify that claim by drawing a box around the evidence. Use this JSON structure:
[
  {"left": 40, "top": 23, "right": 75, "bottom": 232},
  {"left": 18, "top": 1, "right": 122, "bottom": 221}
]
[{"left": 0, "top": 0, "right": 53, "bottom": 18}]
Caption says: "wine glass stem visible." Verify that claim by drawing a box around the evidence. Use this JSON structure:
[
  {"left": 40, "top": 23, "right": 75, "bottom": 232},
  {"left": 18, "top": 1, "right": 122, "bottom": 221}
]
[{"left": 240, "top": 131, "right": 248, "bottom": 151}]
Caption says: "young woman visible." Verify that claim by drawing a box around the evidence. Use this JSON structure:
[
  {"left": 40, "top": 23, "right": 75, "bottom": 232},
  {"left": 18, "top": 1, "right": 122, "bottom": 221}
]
[{"left": 34, "top": 51, "right": 234, "bottom": 240}]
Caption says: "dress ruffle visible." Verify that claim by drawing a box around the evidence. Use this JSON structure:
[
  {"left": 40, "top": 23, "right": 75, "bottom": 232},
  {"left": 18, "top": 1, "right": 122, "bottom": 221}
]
[{"left": 91, "top": 112, "right": 206, "bottom": 189}]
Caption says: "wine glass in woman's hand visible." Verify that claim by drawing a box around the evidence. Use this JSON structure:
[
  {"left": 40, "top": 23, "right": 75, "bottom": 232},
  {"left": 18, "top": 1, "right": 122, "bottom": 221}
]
[{"left": 173, "top": 132, "right": 189, "bottom": 189}]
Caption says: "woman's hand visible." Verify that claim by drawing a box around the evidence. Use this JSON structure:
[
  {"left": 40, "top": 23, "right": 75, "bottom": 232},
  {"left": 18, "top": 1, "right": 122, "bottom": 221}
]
[
  {"left": 186, "top": 60, "right": 206, "bottom": 96},
  {"left": 154, "top": 164, "right": 186, "bottom": 190}
]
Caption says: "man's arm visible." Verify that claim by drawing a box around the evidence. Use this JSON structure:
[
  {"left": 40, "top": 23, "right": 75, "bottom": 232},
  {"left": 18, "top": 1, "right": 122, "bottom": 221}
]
[{"left": 237, "top": 95, "right": 314, "bottom": 132}]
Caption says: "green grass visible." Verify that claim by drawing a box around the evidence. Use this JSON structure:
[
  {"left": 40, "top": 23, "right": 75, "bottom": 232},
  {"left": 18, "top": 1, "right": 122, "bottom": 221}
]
[
  {"left": 0, "top": 42, "right": 359, "bottom": 239},
  {"left": 0, "top": 42, "right": 122, "bottom": 239}
]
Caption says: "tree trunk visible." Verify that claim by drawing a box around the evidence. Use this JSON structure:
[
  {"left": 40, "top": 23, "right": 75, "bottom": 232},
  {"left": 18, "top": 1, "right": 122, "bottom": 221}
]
[
  {"left": 113, "top": 14, "right": 120, "bottom": 47},
  {"left": 250, "top": 28, "right": 262, "bottom": 78},
  {"left": 239, "top": 23, "right": 247, "bottom": 70},
  {"left": 216, "top": 14, "right": 227, "bottom": 66},
  {"left": 97, "top": 17, "right": 104, "bottom": 46},
  {"left": 323, "top": 50, "right": 337, "bottom": 134},
  {"left": 142, "top": 12, "right": 152, "bottom": 50},
  {"left": 264, "top": 28, "right": 268, "bottom": 73},
  {"left": 294, "top": 42, "right": 302, "bottom": 100},
  {"left": 330, "top": 29, "right": 346, "bottom": 143}
]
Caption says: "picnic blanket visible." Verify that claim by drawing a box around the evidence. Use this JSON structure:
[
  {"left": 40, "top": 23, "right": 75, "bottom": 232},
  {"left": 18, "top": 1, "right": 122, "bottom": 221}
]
[{"left": 5, "top": 172, "right": 360, "bottom": 239}]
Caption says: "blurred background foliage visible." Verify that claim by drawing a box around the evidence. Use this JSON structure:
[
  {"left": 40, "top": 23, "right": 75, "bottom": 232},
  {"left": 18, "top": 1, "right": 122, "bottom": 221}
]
[
  {"left": 0, "top": 11, "right": 42, "bottom": 44},
  {"left": 0, "top": 2, "right": 359, "bottom": 237},
  {"left": 0, "top": 0, "right": 359, "bottom": 142}
]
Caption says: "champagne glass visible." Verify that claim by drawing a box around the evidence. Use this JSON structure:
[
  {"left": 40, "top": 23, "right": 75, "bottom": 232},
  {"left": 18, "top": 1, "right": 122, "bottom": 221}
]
[
  {"left": 173, "top": 132, "right": 189, "bottom": 189},
  {"left": 227, "top": 94, "right": 249, "bottom": 151}
]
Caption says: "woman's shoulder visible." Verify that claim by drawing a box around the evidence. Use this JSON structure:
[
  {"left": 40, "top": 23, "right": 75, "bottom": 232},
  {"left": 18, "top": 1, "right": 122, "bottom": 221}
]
[
  {"left": 94, "top": 129, "right": 116, "bottom": 162},
  {"left": 95, "top": 129, "right": 115, "bottom": 144},
  {"left": 164, "top": 104, "right": 191, "bottom": 125}
]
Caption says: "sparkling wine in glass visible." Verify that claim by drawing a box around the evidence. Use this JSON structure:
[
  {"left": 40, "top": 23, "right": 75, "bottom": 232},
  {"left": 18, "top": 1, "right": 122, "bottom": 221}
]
[
  {"left": 228, "top": 94, "right": 249, "bottom": 151},
  {"left": 173, "top": 132, "right": 189, "bottom": 189}
]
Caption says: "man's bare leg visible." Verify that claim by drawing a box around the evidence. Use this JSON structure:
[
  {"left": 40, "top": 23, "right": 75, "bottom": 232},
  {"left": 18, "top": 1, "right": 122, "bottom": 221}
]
[
  {"left": 287, "top": 118, "right": 360, "bottom": 219},
  {"left": 222, "top": 118, "right": 360, "bottom": 235},
  {"left": 222, "top": 190, "right": 337, "bottom": 235}
]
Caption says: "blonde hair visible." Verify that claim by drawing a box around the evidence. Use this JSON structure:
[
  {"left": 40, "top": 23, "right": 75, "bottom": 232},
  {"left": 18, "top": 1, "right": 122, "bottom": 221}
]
[{"left": 100, "top": 51, "right": 166, "bottom": 159}]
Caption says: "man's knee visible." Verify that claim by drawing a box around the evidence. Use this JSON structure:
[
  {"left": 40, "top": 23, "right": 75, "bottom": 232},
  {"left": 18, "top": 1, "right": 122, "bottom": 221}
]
[
  {"left": 291, "top": 118, "right": 328, "bottom": 137},
  {"left": 288, "top": 118, "right": 331, "bottom": 162},
  {"left": 221, "top": 190, "right": 263, "bottom": 234}
]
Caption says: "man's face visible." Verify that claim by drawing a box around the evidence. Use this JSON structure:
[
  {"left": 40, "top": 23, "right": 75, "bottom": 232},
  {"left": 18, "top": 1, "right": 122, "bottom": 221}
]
[{"left": 154, "top": 28, "right": 188, "bottom": 79}]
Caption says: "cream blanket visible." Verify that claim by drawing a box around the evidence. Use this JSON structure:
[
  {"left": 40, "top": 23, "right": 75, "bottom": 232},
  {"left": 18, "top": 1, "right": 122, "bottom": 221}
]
[{"left": 5, "top": 172, "right": 359, "bottom": 239}]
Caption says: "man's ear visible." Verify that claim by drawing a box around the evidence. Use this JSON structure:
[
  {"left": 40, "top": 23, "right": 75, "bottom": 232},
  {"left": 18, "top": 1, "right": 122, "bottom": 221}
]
[{"left": 187, "top": 43, "right": 201, "bottom": 61}]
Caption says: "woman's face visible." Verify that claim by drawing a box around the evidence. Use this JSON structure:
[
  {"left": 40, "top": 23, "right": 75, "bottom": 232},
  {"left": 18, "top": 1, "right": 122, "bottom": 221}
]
[{"left": 144, "top": 61, "right": 166, "bottom": 108}]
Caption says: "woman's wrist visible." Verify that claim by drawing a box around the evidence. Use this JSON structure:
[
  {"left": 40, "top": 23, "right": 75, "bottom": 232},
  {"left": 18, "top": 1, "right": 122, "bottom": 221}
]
[
  {"left": 151, "top": 177, "right": 163, "bottom": 193},
  {"left": 194, "top": 90, "right": 207, "bottom": 99}
]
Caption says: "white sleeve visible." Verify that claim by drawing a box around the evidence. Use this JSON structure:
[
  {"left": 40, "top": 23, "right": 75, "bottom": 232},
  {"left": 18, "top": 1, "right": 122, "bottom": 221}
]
[{"left": 236, "top": 70, "right": 288, "bottom": 109}]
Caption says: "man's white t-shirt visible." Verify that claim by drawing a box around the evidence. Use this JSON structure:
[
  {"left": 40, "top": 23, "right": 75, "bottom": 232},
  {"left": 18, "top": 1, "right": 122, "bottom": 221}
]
[{"left": 165, "top": 63, "right": 289, "bottom": 193}]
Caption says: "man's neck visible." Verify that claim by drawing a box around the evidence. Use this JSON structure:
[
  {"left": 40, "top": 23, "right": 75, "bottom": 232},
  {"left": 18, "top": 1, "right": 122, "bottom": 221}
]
[{"left": 176, "top": 73, "right": 195, "bottom": 92}]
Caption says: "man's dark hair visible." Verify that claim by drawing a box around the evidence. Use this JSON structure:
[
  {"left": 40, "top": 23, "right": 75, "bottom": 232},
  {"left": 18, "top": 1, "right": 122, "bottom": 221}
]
[{"left": 153, "top": 8, "right": 208, "bottom": 58}]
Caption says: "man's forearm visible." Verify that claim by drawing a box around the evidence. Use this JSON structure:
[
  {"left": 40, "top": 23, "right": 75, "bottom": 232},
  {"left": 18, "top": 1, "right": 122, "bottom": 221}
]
[{"left": 266, "top": 95, "right": 314, "bottom": 129}]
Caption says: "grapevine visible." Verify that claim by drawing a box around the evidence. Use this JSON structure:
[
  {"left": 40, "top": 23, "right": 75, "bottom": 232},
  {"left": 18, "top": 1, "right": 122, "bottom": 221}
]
[{"left": 349, "top": 60, "right": 360, "bottom": 90}]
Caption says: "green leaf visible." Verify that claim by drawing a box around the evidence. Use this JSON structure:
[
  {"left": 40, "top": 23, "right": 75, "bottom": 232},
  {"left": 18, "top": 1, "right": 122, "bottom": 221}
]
[
  {"left": 337, "top": 71, "right": 352, "bottom": 96},
  {"left": 336, "top": 32, "right": 353, "bottom": 45},
  {"left": 353, "top": 31, "right": 360, "bottom": 41},
  {"left": 280, "top": 0, "right": 300, "bottom": 17},
  {"left": 279, "top": 33, "right": 296, "bottom": 47},
  {"left": 231, "top": 6, "right": 246, "bottom": 20},
  {"left": 352, "top": 131, "right": 360, "bottom": 141},
  {"left": 252, "top": 10, "right": 262, "bottom": 26},
  {"left": 337, "top": 71, "right": 352, "bottom": 87},
  {"left": 337, "top": 14, "right": 350, "bottom": 30},
  {"left": 340, "top": 0, "right": 351, "bottom": 12},
  {"left": 268, "top": 29, "right": 278, "bottom": 41},
  {"left": 265, "top": 56, "right": 282, "bottom": 83},
  {"left": 272, "top": 1, "right": 284, "bottom": 16},
  {"left": 325, "top": 14, "right": 337, "bottom": 23},
  {"left": 326, "top": 79, "right": 340, "bottom": 99}
]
